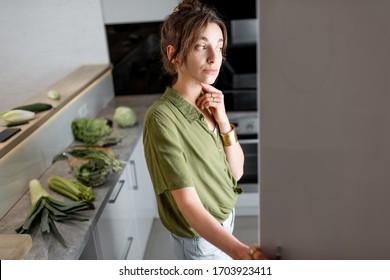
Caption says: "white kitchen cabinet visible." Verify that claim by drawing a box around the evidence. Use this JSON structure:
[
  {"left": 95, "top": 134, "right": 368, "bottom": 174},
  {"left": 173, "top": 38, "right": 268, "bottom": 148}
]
[
  {"left": 94, "top": 164, "right": 140, "bottom": 260},
  {"left": 88, "top": 135, "right": 155, "bottom": 260},
  {"left": 126, "top": 135, "right": 156, "bottom": 259}
]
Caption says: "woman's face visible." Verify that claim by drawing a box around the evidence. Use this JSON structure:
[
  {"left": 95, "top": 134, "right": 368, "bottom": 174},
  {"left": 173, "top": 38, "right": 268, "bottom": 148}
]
[{"left": 177, "top": 23, "right": 224, "bottom": 85}]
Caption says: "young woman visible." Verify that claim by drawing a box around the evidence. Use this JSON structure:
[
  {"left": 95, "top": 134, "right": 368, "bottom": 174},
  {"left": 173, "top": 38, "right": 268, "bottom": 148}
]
[{"left": 143, "top": 0, "right": 266, "bottom": 260}]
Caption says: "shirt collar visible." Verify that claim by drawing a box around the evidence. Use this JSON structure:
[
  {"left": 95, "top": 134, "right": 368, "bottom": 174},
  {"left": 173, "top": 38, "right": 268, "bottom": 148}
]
[{"left": 163, "top": 87, "right": 202, "bottom": 123}]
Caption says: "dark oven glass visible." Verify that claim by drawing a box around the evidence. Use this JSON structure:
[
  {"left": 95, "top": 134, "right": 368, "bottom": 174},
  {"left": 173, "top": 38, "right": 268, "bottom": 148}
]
[
  {"left": 224, "top": 90, "right": 257, "bottom": 111},
  {"left": 237, "top": 140, "right": 258, "bottom": 191}
]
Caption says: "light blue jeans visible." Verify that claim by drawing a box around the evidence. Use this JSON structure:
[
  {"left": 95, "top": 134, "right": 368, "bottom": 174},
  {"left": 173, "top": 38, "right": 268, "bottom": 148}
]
[{"left": 170, "top": 209, "right": 235, "bottom": 260}]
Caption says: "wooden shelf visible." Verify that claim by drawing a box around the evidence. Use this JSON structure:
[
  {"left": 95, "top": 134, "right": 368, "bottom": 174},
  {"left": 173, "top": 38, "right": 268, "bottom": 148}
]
[{"left": 0, "top": 65, "right": 112, "bottom": 159}]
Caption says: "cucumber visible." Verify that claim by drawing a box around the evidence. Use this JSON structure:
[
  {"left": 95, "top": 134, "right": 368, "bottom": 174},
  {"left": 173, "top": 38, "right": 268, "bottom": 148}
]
[
  {"left": 5, "top": 120, "right": 29, "bottom": 127},
  {"left": 12, "top": 103, "right": 53, "bottom": 113}
]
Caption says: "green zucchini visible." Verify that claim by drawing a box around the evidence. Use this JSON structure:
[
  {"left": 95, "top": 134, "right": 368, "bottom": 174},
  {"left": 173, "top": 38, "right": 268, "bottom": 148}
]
[
  {"left": 12, "top": 103, "right": 53, "bottom": 113},
  {"left": 5, "top": 120, "right": 29, "bottom": 127}
]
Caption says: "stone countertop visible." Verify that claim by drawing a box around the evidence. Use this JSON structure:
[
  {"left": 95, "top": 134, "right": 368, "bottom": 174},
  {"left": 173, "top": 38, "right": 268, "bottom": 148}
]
[{"left": 0, "top": 93, "right": 161, "bottom": 260}]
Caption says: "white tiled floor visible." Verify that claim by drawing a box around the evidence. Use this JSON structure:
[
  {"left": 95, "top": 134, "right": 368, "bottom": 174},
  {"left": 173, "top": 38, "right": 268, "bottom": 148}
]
[{"left": 144, "top": 216, "right": 259, "bottom": 260}]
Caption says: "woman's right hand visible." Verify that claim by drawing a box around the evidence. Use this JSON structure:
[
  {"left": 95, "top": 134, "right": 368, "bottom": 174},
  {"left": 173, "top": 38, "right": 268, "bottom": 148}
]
[{"left": 197, "top": 83, "right": 231, "bottom": 132}]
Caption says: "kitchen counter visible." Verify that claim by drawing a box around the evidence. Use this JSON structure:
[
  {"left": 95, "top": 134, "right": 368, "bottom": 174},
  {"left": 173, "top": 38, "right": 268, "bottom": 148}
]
[{"left": 0, "top": 93, "right": 161, "bottom": 260}]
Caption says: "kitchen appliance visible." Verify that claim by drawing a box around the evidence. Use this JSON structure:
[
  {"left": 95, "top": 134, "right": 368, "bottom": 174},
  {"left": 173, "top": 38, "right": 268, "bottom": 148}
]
[
  {"left": 228, "top": 109, "right": 259, "bottom": 216},
  {"left": 223, "top": 16, "right": 259, "bottom": 196},
  {"left": 228, "top": 111, "right": 258, "bottom": 194},
  {"left": 230, "top": 18, "right": 258, "bottom": 45}
]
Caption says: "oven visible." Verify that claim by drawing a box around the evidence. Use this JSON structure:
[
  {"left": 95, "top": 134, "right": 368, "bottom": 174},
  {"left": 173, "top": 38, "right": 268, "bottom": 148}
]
[
  {"left": 227, "top": 111, "right": 258, "bottom": 194},
  {"left": 221, "top": 18, "right": 258, "bottom": 194}
]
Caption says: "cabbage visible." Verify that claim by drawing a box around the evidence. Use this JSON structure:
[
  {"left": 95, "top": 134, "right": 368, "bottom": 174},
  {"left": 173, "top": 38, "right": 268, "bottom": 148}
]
[
  {"left": 71, "top": 118, "right": 112, "bottom": 144},
  {"left": 113, "top": 106, "right": 137, "bottom": 127}
]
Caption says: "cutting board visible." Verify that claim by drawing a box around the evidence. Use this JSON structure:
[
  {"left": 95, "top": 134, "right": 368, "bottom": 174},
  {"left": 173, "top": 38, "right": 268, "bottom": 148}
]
[{"left": 0, "top": 234, "right": 32, "bottom": 260}]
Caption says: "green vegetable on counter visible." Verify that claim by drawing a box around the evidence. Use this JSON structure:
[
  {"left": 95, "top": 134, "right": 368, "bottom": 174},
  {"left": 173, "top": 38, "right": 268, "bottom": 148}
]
[
  {"left": 65, "top": 146, "right": 122, "bottom": 187},
  {"left": 48, "top": 175, "right": 95, "bottom": 207},
  {"left": 1, "top": 120, "right": 29, "bottom": 127},
  {"left": 15, "top": 179, "right": 91, "bottom": 247},
  {"left": 72, "top": 158, "right": 112, "bottom": 187},
  {"left": 71, "top": 118, "right": 112, "bottom": 145},
  {"left": 47, "top": 90, "right": 61, "bottom": 100},
  {"left": 113, "top": 106, "right": 137, "bottom": 127},
  {"left": 101, "top": 135, "right": 123, "bottom": 147},
  {"left": 12, "top": 102, "right": 53, "bottom": 113},
  {"left": 0, "top": 109, "right": 35, "bottom": 123}
]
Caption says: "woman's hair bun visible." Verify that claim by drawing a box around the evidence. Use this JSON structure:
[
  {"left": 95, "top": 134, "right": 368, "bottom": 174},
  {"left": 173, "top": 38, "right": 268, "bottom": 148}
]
[{"left": 174, "top": 0, "right": 205, "bottom": 15}]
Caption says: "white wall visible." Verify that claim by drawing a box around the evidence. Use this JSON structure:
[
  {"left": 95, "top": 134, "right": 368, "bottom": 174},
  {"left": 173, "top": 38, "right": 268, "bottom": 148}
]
[
  {"left": 260, "top": 0, "right": 390, "bottom": 259},
  {"left": 101, "top": 0, "right": 179, "bottom": 24},
  {"left": 0, "top": 0, "right": 109, "bottom": 112}
]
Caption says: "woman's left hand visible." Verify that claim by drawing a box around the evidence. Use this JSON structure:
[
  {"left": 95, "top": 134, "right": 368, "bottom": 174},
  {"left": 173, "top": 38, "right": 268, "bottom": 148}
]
[
  {"left": 196, "top": 83, "right": 228, "bottom": 125},
  {"left": 238, "top": 245, "right": 268, "bottom": 260},
  {"left": 247, "top": 245, "right": 268, "bottom": 260}
]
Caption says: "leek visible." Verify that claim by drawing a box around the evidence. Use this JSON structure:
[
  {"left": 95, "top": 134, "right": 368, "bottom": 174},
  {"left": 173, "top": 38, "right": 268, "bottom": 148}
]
[{"left": 16, "top": 179, "right": 91, "bottom": 247}]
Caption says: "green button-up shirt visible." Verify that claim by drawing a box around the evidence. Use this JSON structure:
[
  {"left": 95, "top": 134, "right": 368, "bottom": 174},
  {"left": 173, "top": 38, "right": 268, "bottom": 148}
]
[{"left": 143, "top": 87, "right": 239, "bottom": 238}]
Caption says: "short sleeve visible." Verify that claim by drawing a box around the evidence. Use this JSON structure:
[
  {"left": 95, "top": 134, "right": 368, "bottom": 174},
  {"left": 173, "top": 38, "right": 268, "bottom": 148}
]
[{"left": 143, "top": 113, "right": 194, "bottom": 195}]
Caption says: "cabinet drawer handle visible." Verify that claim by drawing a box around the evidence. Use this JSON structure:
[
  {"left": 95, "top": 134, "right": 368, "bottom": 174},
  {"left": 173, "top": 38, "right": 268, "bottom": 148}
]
[
  {"left": 130, "top": 160, "right": 138, "bottom": 190},
  {"left": 108, "top": 179, "right": 125, "bottom": 203},
  {"left": 122, "top": 236, "right": 134, "bottom": 260},
  {"left": 276, "top": 246, "right": 282, "bottom": 260}
]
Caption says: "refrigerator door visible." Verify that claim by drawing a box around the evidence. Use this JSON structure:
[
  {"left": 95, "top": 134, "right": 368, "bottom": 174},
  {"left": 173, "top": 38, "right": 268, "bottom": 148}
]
[{"left": 260, "top": 0, "right": 390, "bottom": 260}]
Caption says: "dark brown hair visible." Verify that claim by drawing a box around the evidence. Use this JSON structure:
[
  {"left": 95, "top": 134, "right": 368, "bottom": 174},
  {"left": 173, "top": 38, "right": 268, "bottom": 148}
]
[{"left": 160, "top": 0, "right": 228, "bottom": 84}]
